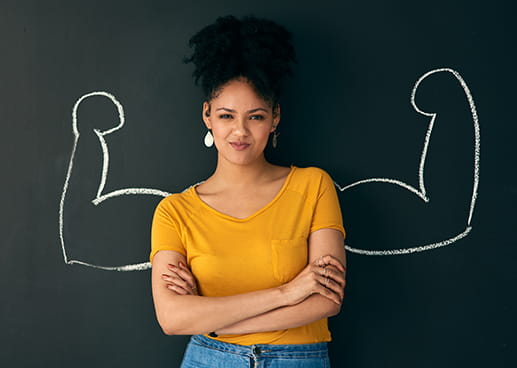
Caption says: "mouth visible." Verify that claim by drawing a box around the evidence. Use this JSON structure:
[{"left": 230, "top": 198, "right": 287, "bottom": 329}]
[{"left": 229, "top": 142, "right": 251, "bottom": 151}]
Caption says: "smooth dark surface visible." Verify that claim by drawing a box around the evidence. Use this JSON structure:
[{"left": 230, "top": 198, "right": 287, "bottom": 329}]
[{"left": 1, "top": 1, "right": 515, "bottom": 367}]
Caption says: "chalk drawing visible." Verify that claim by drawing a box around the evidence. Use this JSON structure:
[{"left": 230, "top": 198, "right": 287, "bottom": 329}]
[
  {"left": 59, "top": 68, "right": 480, "bottom": 271},
  {"left": 59, "top": 91, "right": 170, "bottom": 271},
  {"left": 336, "top": 68, "right": 480, "bottom": 255}
]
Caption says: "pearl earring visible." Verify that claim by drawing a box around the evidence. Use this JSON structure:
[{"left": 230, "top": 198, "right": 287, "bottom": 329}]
[{"left": 204, "top": 130, "right": 214, "bottom": 148}]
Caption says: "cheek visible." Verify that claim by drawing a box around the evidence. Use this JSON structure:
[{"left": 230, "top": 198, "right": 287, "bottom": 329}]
[
  {"left": 255, "top": 124, "right": 274, "bottom": 137},
  {"left": 211, "top": 125, "right": 230, "bottom": 138}
]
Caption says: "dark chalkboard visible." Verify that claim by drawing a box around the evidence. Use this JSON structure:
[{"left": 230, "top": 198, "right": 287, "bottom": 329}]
[{"left": 1, "top": 1, "right": 515, "bottom": 367}]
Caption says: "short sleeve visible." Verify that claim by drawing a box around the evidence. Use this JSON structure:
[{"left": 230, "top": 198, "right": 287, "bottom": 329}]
[
  {"left": 150, "top": 197, "right": 186, "bottom": 263},
  {"left": 310, "top": 170, "right": 346, "bottom": 238}
]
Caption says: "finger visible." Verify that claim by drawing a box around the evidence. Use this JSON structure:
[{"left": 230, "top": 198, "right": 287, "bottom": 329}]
[
  {"left": 314, "top": 256, "right": 323, "bottom": 267},
  {"left": 318, "top": 275, "right": 344, "bottom": 301},
  {"left": 179, "top": 261, "right": 189, "bottom": 269},
  {"left": 317, "top": 255, "right": 345, "bottom": 272},
  {"left": 313, "top": 266, "right": 345, "bottom": 287},
  {"left": 161, "top": 271, "right": 183, "bottom": 283},
  {"left": 191, "top": 285, "right": 199, "bottom": 296},
  {"left": 323, "top": 279, "right": 344, "bottom": 303},
  {"left": 318, "top": 255, "right": 344, "bottom": 270},
  {"left": 167, "top": 263, "right": 181, "bottom": 276},
  {"left": 169, "top": 282, "right": 198, "bottom": 296},
  {"left": 328, "top": 264, "right": 347, "bottom": 285},
  {"left": 166, "top": 264, "right": 196, "bottom": 288},
  {"left": 316, "top": 283, "right": 342, "bottom": 305},
  {"left": 322, "top": 267, "right": 346, "bottom": 287},
  {"left": 172, "top": 267, "right": 194, "bottom": 284},
  {"left": 322, "top": 255, "right": 346, "bottom": 272},
  {"left": 162, "top": 274, "right": 191, "bottom": 291},
  {"left": 316, "top": 255, "right": 336, "bottom": 269},
  {"left": 166, "top": 284, "right": 190, "bottom": 295},
  {"left": 164, "top": 265, "right": 199, "bottom": 295},
  {"left": 161, "top": 272, "right": 178, "bottom": 283},
  {"left": 175, "top": 264, "right": 197, "bottom": 289}
]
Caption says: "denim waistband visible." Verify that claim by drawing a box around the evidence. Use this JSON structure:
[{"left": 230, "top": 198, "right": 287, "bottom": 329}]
[{"left": 190, "top": 334, "right": 328, "bottom": 358}]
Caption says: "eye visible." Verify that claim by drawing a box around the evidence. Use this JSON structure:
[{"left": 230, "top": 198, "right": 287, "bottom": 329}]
[
  {"left": 250, "top": 115, "right": 265, "bottom": 121},
  {"left": 219, "top": 114, "right": 233, "bottom": 119}
]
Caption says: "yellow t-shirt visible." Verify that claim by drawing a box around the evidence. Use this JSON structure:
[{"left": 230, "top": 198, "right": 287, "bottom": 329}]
[{"left": 150, "top": 166, "right": 345, "bottom": 345}]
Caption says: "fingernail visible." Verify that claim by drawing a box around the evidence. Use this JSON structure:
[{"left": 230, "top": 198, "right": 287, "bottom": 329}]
[{"left": 179, "top": 261, "right": 185, "bottom": 268}]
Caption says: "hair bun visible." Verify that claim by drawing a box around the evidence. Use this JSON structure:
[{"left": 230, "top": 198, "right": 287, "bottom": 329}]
[{"left": 184, "top": 15, "right": 296, "bottom": 105}]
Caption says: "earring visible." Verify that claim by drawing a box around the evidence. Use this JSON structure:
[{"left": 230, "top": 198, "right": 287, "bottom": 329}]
[
  {"left": 272, "top": 130, "right": 279, "bottom": 148},
  {"left": 204, "top": 130, "right": 214, "bottom": 148}
]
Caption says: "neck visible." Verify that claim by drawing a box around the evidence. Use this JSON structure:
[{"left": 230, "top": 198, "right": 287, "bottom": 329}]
[{"left": 211, "top": 155, "right": 274, "bottom": 188}]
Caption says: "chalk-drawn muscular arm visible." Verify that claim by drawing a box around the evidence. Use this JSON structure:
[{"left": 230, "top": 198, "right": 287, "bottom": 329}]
[
  {"left": 59, "top": 91, "right": 170, "bottom": 271},
  {"left": 151, "top": 229, "right": 345, "bottom": 335},
  {"left": 337, "top": 68, "right": 480, "bottom": 256}
]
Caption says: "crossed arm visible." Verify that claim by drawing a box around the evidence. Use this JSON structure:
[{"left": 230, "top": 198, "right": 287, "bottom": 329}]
[{"left": 151, "top": 228, "right": 346, "bottom": 336}]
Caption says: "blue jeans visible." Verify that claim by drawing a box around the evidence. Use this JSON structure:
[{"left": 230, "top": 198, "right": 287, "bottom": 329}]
[{"left": 180, "top": 335, "right": 330, "bottom": 368}]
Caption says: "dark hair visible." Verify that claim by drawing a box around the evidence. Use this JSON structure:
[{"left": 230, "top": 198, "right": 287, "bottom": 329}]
[{"left": 184, "top": 15, "right": 296, "bottom": 107}]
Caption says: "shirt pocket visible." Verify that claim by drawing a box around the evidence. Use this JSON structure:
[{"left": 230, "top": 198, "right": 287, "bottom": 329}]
[{"left": 271, "top": 237, "right": 308, "bottom": 283}]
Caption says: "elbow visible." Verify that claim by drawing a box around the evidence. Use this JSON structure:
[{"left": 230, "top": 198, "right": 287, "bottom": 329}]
[
  {"left": 313, "top": 295, "right": 342, "bottom": 318},
  {"left": 321, "top": 296, "right": 342, "bottom": 318},
  {"left": 159, "top": 320, "right": 190, "bottom": 336},
  {"left": 161, "top": 325, "right": 176, "bottom": 336},
  {"left": 161, "top": 325, "right": 184, "bottom": 336},
  {"left": 156, "top": 312, "right": 187, "bottom": 336},
  {"left": 327, "top": 302, "right": 342, "bottom": 317},
  {"left": 158, "top": 315, "right": 179, "bottom": 335},
  {"left": 157, "top": 313, "right": 205, "bottom": 336},
  {"left": 157, "top": 316, "right": 179, "bottom": 336}
]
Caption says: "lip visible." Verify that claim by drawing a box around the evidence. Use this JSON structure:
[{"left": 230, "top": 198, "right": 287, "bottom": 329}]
[{"left": 229, "top": 142, "right": 251, "bottom": 151}]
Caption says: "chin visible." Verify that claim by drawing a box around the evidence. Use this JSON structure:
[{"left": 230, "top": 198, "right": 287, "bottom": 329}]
[
  {"left": 222, "top": 153, "right": 260, "bottom": 166},
  {"left": 229, "top": 158, "right": 257, "bottom": 166}
]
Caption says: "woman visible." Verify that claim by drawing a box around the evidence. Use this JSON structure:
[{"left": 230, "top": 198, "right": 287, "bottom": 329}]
[{"left": 150, "top": 15, "right": 346, "bottom": 367}]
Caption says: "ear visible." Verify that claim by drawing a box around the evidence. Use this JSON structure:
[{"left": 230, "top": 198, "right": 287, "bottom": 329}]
[
  {"left": 271, "top": 103, "right": 281, "bottom": 132},
  {"left": 202, "top": 101, "right": 211, "bottom": 129}
]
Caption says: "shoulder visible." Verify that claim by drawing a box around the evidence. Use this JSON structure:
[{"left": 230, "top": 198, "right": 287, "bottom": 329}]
[
  {"left": 154, "top": 186, "right": 197, "bottom": 217},
  {"left": 293, "top": 166, "right": 334, "bottom": 184},
  {"left": 286, "top": 166, "right": 337, "bottom": 199}
]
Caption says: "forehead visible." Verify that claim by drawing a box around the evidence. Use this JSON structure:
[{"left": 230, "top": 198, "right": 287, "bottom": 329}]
[{"left": 210, "top": 79, "right": 270, "bottom": 110}]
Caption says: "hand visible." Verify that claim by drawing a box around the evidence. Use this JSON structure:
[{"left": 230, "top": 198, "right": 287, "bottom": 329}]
[
  {"left": 279, "top": 255, "right": 345, "bottom": 306},
  {"left": 161, "top": 262, "right": 199, "bottom": 295}
]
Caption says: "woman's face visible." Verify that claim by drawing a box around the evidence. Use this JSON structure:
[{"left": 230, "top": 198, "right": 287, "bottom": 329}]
[{"left": 202, "top": 78, "right": 280, "bottom": 167}]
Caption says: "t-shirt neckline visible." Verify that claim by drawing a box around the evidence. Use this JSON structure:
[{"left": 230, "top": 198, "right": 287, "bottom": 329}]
[{"left": 191, "top": 166, "right": 296, "bottom": 222}]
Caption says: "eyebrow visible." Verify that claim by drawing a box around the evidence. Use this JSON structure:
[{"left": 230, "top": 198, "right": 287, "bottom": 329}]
[{"left": 215, "top": 107, "right": 269, "bottom": 114}]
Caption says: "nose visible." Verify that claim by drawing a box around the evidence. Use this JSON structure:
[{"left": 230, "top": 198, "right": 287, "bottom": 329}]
[{"left": 232, "top": 117, "right": 249, "bottom": 136}]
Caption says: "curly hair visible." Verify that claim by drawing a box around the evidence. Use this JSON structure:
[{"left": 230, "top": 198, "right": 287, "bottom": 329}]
[{"left": 184, "top": 15, "right": 296, "bottom": 107}]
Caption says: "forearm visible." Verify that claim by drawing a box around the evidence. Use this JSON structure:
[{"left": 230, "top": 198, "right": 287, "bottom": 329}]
[
  {"left": 216, "top": 294, "right": 341, "bottom": 335},
  {"left": 155, "top": 286, "right": 287, "bottom": 335},
  {"left": 153, "top": 235, "right": 346, "bottom": 336}
]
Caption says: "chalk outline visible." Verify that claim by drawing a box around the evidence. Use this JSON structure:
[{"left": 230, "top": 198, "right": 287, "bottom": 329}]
[
  {"left": 59, "top": 92, "right": 170, "bottom": 271},
  {"left": 59, "top": 68, "right": 480, "bottom": 271},
  {"left": 337, "top": 68, "right": 480, "bottom": 255}
]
